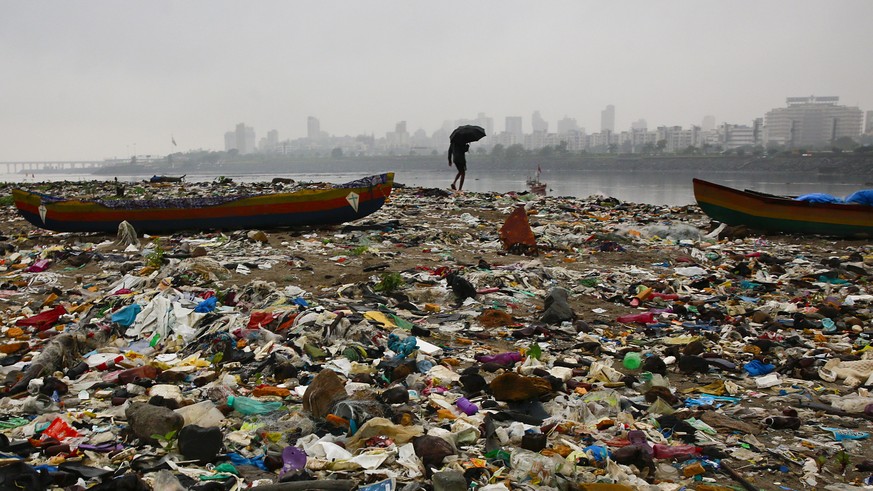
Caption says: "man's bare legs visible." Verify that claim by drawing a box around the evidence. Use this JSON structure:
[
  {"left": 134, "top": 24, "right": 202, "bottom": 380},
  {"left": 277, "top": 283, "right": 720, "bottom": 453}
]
[{"left": 451, "top": 171, "right": 465, "bottom": 191}]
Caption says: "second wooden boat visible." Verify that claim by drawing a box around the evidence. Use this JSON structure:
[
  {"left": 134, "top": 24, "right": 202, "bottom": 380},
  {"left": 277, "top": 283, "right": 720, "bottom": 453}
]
[{"left": 692, "top": 178, "right": 873, "bottom": 238}]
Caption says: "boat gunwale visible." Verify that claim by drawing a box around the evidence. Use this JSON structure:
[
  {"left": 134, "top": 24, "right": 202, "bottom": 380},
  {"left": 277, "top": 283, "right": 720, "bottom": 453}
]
[
  {"left": 692, "top": 178, "right": 873, "bottom": 212},
  {"left": 12, "top": 173, "right": 394, "bottom": 212}
]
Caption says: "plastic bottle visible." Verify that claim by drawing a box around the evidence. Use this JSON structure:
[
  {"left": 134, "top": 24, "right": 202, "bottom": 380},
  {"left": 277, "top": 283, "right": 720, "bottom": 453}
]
[
  {"left": 92, "top": 355, "right": 124, "bottom": 371},
  {"left": 117, "top": 365, "right": 161, "bottom": 384},
  {"left": 623, "top": 352, "right": 642, "bottom": 370},
  {"left": 652, "top": 443, "right": 702, "bottom": 460},
  {"left": 455, "top": 397, "right": 478, "bottom": 415},
  {"left": 227, "top": 395, "right": 283, "bottom": 415}
]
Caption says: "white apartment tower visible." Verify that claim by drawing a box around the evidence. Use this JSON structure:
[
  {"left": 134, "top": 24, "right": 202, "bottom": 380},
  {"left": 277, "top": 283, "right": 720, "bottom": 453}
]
[
  {"left": 764, "top": 96, "right": 863, "bottom": 148},
  {"left": 601, "top": 105, "right": 615, "bottom": 133}
]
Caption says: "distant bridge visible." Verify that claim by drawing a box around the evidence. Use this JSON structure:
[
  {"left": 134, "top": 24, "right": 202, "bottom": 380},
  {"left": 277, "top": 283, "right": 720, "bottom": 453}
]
[{"left": 0, "top": 160, "right": 123, "bottom": 174}]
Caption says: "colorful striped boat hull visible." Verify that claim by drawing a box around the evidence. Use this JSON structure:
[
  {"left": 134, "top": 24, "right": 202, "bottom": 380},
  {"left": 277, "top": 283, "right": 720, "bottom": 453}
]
[
  {"left": 13, "top": 173, "right": 394, "bottom": 233},
  {"left": 693, "top": 178, "right": 873, "bottom": 238}
]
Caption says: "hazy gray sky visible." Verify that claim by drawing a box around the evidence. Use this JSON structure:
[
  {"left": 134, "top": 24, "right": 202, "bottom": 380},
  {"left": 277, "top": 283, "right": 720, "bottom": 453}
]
[{"left": 2, "top": 0, "right": 871, "bottom": 161}]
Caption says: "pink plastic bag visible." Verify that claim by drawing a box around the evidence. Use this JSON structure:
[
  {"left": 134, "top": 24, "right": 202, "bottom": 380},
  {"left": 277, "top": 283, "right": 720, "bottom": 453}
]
[{"left": 25, "top": 259, "right": 51, "bottom": 273}]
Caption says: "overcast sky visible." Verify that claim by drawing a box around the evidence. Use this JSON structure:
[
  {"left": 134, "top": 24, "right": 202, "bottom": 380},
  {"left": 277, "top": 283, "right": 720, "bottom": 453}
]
[{"left": 1, "top": 0, "right": 871, "bottom": 161}]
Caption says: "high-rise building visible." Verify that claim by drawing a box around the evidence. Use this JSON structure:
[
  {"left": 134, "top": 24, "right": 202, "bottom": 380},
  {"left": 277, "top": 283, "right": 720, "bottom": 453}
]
[
  {"left": 723, "top": 122, "right": 760, "bottom": 150},
  {"left": 390, "top": 121, "right": 409, "bottom": 146},
  {"left": 866, "top": 110, "right": 873, "bottom": 134},
  {"left": 557, "top": 116, "right": 580, "bottom": 135},
  {"left": 475, "top": 113, "right": 494, "bottom": 138},
  {"left": 601, "top": 105, "right": 615, "bottom": 133},
  {"left": 307, "top": 116, "right": 321, "bottom": 139},
  {"left": 764, "top": 96, "right": 863, "bottom": 148},
  {"left": 531, "top": 111, "right": 548, "bottom": 133},
  {"left": 234, "top": 123, "right": 255, "bottom": 154},
  {"left": 702, "top": 115, "right": 716, "bottom": 132},
  {"left": 631, "top": 119, "right": 647, "bottom": 131},
  {"left": 505, "top": 116, "right": 523, "bottom": 138},
  {"left": 264, "top": 129, "right": 279, "bottom": 153},
  {"left": 226, "top": 123, "right": 255, "bottom": 154}
]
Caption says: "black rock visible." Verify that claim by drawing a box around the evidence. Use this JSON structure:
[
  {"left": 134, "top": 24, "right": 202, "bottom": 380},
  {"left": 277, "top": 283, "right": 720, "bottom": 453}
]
[
  {"left": 178, "top": 425, "right": 223, "bottom": 462},
  {"left": 540, "top": 288, "right": 575, "bottom": 325},
  {"left": 446, "top": 272, "right": 477, "bottom": 301}
]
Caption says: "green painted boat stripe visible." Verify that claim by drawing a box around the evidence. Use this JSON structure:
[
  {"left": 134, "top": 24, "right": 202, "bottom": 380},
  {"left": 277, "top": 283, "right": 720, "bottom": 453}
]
[{"left": 699, "top": 202, "right": 873, "bottom": 237}]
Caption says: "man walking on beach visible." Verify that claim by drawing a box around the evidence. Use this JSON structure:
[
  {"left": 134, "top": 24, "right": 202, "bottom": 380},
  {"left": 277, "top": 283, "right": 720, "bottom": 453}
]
[{"left": 448, "top": 140, "right": 469, "bottom": 191}]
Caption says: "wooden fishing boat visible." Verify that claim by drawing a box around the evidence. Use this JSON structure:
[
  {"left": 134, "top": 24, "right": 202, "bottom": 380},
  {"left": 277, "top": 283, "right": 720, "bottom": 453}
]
[
  {"left": 149, "top": 174, "right": 186, "bottom": 183},
  {"left": 13, "top": 173, "right": 394, "bottom": 233},
  {"left": 692, "top": 178, "right": 873, "bottom": 238}
]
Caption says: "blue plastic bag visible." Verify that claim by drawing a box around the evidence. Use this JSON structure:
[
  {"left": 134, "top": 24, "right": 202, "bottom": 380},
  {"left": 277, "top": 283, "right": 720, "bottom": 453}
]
[
  {"left": 226, "top": 452, "right": 268, "bottom": 470},
  {"left": 583, "top": 445, "right": 610, "bottom": 462},
  {"left": 743, "top": 359, "right": 775, "bottom": 376},
  {"left": 111, "top": 304, "right": 142, "bottom": 327},
  {"left": 387, "top": 333, "right": 417, "bottom": 359},
  {"left": 845, "top": 189, "right": 873, "bottom": 206},
  {"left": 194, "top": 296, "right": 217, "bottom": 313},
  {"left": 795, "top": 193, "right": 842, "bottom": 204}
]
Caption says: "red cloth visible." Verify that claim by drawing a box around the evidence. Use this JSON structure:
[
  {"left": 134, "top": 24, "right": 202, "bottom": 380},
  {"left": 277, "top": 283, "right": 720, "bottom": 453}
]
[{"left": 15, "top": 305, "right": 67, "bottom": 331}]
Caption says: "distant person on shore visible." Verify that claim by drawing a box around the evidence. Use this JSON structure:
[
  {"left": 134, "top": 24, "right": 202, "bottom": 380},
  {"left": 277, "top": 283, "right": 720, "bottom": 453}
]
[
  {"left": 114, "top": 177, "right": 124, "bottom": 198},
  {"left": 448, "top": 141, "right": 470, "bottom": 191}
]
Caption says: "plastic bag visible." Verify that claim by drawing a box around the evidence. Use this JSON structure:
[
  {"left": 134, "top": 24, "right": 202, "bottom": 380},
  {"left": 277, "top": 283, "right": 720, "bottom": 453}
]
[{"left": 43, "top": 417, "right": 79, "bottom": 440}]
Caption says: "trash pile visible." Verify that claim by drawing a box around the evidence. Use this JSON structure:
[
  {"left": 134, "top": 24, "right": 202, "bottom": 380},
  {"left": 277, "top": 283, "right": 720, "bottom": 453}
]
[{"left": 0, "top": 180, "right": 872, "bottom": 491}]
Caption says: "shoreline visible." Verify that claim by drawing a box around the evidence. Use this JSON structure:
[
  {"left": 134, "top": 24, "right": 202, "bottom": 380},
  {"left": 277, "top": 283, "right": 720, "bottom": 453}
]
[{"left": 6, "top": 154, "right": 873, "bottom": 181}]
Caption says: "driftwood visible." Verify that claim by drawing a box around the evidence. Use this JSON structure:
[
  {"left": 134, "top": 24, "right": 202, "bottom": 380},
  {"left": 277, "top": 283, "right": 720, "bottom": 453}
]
[
  {"left": 791, "top": 398, "right": 873, "bottom": 422},
  {"left": 720, "top": 461, "right": 760, "bottom": 491}
]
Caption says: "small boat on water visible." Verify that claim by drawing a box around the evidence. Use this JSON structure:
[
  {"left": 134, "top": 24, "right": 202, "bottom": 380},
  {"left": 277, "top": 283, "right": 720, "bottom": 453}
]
[
  {"left": 13, "top": 173, "right": 394, "bottom": 233},
  {"left": 692, "top": 178, "right": 873, "bottom": 238},
  {"left": 149, "top": 174, "right": 186, "bottom": 183},
  {"left": 526, "top": 166, "right": 547, "bottom": 195}
]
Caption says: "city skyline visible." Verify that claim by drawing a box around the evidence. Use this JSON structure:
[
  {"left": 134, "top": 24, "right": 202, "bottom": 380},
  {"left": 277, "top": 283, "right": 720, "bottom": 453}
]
[
  {"left": 2, "top": 1, "right": 872, "bottom": 160},
  {"left": 220, "top": 95, "right": 866, "bottom": 158}
]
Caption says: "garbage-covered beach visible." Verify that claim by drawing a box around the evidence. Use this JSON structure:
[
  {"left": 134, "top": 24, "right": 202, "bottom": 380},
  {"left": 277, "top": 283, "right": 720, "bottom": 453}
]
[{"left": 1, "top": 178, "right": 872, "bottom": 491}]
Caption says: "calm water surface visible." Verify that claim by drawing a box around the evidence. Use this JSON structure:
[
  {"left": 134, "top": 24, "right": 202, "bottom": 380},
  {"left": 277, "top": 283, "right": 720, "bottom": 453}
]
[{"left": 3, "top": 168, "right": 868, "bottom": 206}]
